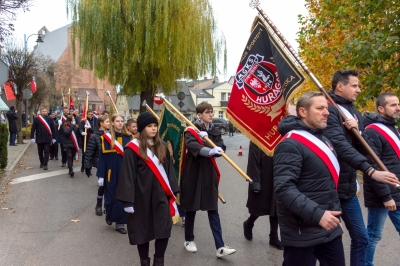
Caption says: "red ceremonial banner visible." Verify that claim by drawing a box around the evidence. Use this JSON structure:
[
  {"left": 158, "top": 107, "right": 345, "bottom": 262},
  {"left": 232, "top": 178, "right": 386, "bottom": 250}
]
[
  {"left": 31, "top": 76, "right": 37, "bottom": 93},
  {"left": 227, "top": 16, "right": 305, "bottom": 156},
  {"left": 69, "top": 95, "right": 75, "bottom": 109},
  {"left": 3, "top": 81, "right": 16, "bottom": 100}
]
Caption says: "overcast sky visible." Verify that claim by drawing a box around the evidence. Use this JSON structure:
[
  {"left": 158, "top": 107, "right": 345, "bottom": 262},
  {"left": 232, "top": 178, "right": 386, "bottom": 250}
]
[{"left": 11, "top": 0, "right": 307, "bottom": 82}]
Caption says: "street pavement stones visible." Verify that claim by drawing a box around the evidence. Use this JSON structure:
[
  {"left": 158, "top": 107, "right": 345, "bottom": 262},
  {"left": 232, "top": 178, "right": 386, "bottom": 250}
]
[{"left": 0, "top": 143, "right": 399, "bottom": 265}]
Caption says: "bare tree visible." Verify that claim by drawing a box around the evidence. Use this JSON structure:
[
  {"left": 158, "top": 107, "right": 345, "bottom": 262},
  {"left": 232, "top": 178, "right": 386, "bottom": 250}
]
[
  {"left": 0, "top": 41, "right": 36, "bottom": 143},
  {"left": 54, "top": 59, "right": 79, "bottom": 104},
  {"left": 0, "top": 0, "right": 33, "bottom": 43}
]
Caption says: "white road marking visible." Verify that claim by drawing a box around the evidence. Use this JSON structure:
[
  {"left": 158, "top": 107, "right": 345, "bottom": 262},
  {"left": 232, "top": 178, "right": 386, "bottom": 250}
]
[{"left": 9, "top": 167, "right": 82, "bottom": 184}]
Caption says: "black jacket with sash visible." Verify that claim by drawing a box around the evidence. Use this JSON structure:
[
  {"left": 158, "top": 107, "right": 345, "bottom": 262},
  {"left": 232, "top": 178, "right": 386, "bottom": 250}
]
[
  {"left": 180, "top": 121, "right": 225, "bottom": 211},
  {"left": 30, "top": 115, "right": 56, "bottom": 143},
  {"left": 325, "top": 91, "right": 371, "bottom": 200},
  {"left": 115, "top": 140, "right": 179, "bottom": 245},
  {"left": 362, "top": 113, "right": 400, "bottom": 207},
  {"left": 274, "top": 115, "right": 342, "bottom": 247}
]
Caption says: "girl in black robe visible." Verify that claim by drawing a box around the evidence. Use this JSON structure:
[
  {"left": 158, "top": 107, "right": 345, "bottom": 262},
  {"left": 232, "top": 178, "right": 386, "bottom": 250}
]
[{"left": 115, "top": 112, "right": 179, "bottom": 266}]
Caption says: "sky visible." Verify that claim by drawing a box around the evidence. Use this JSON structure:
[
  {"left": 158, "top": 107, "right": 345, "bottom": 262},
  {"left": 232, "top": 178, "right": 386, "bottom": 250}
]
[{"left": 10, "top": 0, "right": 308, "bottom": 82}]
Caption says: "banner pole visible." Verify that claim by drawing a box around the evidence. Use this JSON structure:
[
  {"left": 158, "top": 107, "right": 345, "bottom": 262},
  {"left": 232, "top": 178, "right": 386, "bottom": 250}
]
[
  {"left": 156, "top": 94, "right": 253, "bottom": 184},
  {"left": 105, "top": 90, "right": 118, "bottom": 113},
  {"left": 251, "top": 0, "right": 399, "bottom": 189},
  {"left": 142, "top": 100, "right": 227, "bottom": 204},
  {"left": 83, "top": 91, "right": 90, "bottom": 152}
]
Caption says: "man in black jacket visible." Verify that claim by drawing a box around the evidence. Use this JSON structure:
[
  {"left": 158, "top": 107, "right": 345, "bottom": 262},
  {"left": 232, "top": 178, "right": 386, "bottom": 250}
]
[
  {"left": 57, "top": 107, "right": 69, "bottom": 167},
  {"left": 362, "top": 92, "right": 400, "bottom": 266},
  {"left": 30, "top": 107, "right": 56, "bottom": 170},
  {"left": 6, "top": 106, "right": 18, "bottom": 146},
  {"left": 325, "top": 70, "right": 397, "bottom": 266},
  {"left": 274, "top": 91, "right": 344, "bottom": 265},
  {"left": 79, "top": 109, "right": 96, "bottom": 172}
]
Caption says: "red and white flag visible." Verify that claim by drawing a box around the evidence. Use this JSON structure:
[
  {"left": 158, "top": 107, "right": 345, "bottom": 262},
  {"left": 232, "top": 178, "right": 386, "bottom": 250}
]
[
  {"left": 30, "top": 76, "right": 37, "bottom": 93},
  {"left": 69, "top": 95, "right": 74, "bottom": 110}
]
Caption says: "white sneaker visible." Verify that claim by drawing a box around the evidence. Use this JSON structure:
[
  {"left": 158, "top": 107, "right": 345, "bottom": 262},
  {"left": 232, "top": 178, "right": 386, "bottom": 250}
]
[
  {"left": 184, "top": 241, "right": 197, "bottom": 252},
  {"left": 216, "top": 245, "right": 236, "bottom": 258}
]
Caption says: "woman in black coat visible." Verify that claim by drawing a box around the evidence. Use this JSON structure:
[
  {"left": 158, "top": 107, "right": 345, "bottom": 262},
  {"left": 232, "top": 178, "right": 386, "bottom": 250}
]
[
  {"left": 83, "top": 115, "right": 110, "bottom": 216},
  {"left": 62, "top": 115, "right": 79, "bottom": 177},
  {"left": 243, "top": 141, "right": 283, "bottom": 250}
]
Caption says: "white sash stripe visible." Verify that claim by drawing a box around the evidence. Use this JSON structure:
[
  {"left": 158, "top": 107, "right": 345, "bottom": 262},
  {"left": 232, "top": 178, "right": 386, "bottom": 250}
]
[
  {"left": 104, "top": 133, "right": 124, "bottom": 154},
  {"left": 38, "top": 115, "right": 52, "bottom": 136},
  {"left": 292, "top": 130, "right": 340, "bottom": 176},
  {"left": 369, "top": 123, "right": 400, "bottom": 151},
  {"left": 337, "top": 105, "right": 354, "bottom": 120}
]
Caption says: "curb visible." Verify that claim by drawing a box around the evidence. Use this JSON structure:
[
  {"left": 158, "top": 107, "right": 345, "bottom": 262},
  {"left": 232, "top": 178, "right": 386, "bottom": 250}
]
[{"left": 0, "top": 143, "right": 32, "bottom": 193}]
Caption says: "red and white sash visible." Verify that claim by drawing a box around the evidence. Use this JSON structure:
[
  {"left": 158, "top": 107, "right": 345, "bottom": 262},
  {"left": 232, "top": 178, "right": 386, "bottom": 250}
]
[
  {"left": 126, "top": 139, "right": 180, "bottom": 223},
  {"left": 286, "top": 130, "right": 340, "bottom": 189},
  {"left": 70, "top": 129, "right": 79, "bottom": 160},
  {"left": 183, "top": 127, "right": 221, "bottom": 184},
  {"left": 38, "top": 115, "right": 52, "bottom": 136},
  {"left": 365, "top": 123, "right": 400, "bottom": 160},
  {"left": 103, "top": 133, "right": 124, "bottom": 156},
  {"left": 61, "top": 115, "right": 67, "bottom": 121}
]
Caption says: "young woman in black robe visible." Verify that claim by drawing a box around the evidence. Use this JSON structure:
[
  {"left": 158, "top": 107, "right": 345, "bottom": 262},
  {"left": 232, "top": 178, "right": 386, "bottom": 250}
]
[
  {"left": 61, "top": 115, "right": 79, "bottom": 177},
  {"left": 115, "top": 112, "right": 179, "bottom": 266}
]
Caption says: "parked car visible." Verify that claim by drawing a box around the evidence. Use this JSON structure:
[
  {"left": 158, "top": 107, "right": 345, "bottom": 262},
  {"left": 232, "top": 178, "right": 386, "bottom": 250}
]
[{"left": 212, "top": 118, "right": 229, "bottom": 135}]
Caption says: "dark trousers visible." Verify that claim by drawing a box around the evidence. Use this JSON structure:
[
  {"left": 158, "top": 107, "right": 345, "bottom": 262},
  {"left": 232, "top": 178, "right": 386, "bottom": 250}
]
[
  {"left": 185, "top": 210, "right": 224, "bottom": 249},
  {"left": 50, "top": 142, "right": 58, "bottom": 159},
  {"left": 9, "top": 132, "right": 16, "bottom": 145},
  {"left": 137, "top": 238, "right": 169, "bottom": 260},
  {"left": 283, "top": 236, "right": 345, "bottom": 266},
  {"left": 37, "top": 143, "right": 50, "bottom": 166},
  {"left": 66, "top": 147, "right": 76, "bottom": 169},
  {"left": 59, "top": 144, "right": 67, "bottom": 164}
]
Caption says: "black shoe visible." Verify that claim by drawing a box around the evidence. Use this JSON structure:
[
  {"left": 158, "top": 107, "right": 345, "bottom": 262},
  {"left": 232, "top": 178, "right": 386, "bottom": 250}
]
[
  {"left": 40, "top": 164, "right": 44, "bottom": 168},
  {"left": 69, "top": 168, "right": 74, "bottom": 177},
  {"left": 106, "top": 220, "right": 112, "bottom": 225},
  {"left": 43, "top": 165, "right": 48, "bottom": 170},
  {"left": 115, "top": 225, "right": 127, "bottom": 234},
  {"left": 55, "top": 157, "right": 59, "bottom": 160},
  {"left": 80, "top": 165, "right": 84, "bottom": 173},
  {"left": 153, "top": 256, "right": 164, "bottom": 266},
  {"left": 243, "top": 221, "right": 253, "bottom": 240},
  {"left": 140, "top": 258, "right": 151, "bottom": 266},
  {"left": 95, "top": 202, "right": 102, "bottom": 216},
  {"left": 61, "top": 163, "right": 66, "bottom": 167},
  {"left": 269, "top": 237, "right": 284, "bottom": 250}
]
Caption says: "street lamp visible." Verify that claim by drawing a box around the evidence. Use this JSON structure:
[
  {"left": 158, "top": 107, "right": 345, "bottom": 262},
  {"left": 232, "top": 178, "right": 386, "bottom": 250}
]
[{"left": 23, "top": 33, "right": 44, "bottom": 139}]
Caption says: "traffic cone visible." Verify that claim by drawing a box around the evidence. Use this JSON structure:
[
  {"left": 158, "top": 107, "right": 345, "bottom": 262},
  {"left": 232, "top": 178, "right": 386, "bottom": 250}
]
[{"left": 238, "top": 146, "right": 243, "bottom": 156}]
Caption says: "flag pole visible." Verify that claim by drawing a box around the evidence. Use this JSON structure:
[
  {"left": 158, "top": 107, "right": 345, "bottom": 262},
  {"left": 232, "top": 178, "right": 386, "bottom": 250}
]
[
  {"left": 58, "top": 93, "right": 66, "bottom": 130},
  {"left": 156, "top": 94, "right": 253, "bottom": 184},
  {"left": 251, "top": 0, "right": 399, "bottom": 189},
  {"left": 105, "top": 90, "right": 118, "bottom": 113},
  {"left": 142, "top": 100, "right": 227, "bottom": 204},
  {"left": 83, "top": 91, "right": 90, "bottom": 152}
]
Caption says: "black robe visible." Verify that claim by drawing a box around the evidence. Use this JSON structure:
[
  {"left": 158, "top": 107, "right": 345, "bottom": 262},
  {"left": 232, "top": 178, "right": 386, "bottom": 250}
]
[
  {"left": 115, "top": 143, "right": 179, "bottom": 245},
  {"left": 246, "top": 142, "right": 276, "bottom": 216},
  {"left": 180, "top": 123, "right": 226, "bottom": 211}
]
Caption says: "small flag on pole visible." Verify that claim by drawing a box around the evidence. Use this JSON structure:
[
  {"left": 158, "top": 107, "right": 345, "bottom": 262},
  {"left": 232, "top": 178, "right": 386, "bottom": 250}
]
[
  {"left": 69, "top": 95, "right": 74, "bottom": 109},
  {"left": 30, "top": 76, "right": 37, "bottom": 93}
]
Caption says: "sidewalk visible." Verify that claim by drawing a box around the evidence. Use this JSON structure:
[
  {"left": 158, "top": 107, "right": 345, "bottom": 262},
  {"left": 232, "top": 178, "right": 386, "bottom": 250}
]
[{"left": 0, "top": 140, "right": 32, "bottom": 192}]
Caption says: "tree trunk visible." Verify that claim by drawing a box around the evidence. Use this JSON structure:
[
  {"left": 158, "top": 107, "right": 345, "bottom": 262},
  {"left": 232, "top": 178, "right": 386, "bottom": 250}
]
[{"left": 139, "top": 88, "right": 154, "bottom": 114}]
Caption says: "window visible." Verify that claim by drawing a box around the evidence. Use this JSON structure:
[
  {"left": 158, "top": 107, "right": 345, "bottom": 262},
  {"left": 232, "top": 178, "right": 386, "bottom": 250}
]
[
  {"left": 228, "top": 93, "right": 231, "bottom": 100},
  {"left": 221, "top": 93, "right": 226, "bottom": 101},
  {"left": 218, "top": 111, "right": 223, "bottom": 118}
]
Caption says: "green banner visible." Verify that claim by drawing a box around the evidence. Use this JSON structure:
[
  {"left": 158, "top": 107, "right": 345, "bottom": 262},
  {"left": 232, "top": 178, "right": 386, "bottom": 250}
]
[{"left": 158, "top": 105, "right": 186, "bottom": 181}]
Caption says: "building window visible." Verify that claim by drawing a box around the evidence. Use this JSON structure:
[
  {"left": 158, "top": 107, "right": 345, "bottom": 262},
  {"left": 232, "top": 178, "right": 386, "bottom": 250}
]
[
  {"left": 228, "top": 93, "right": 231, "bottom": 100},
  {"left": 221, "top": 92, "right": 226, "bottom": 101},
  {"left": 218, "top": 111, "right": 223, "bottom": 118}
]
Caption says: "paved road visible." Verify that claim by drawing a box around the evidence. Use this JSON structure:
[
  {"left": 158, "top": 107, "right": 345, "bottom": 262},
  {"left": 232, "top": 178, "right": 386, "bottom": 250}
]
[{"left": 0, "top": 142, "right": 399, "bottom": 265}]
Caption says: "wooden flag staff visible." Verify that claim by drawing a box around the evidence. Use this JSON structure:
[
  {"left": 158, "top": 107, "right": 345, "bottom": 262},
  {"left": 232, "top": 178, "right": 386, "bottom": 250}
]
[
  {"left": 83, "top": 91, "right": 90, "bottom": 152},
  {"left": 156, "top": 94, "right": 253, "bottom": 184},
  {"left": 250, "top": 0, "right": 400, "bottom": 189},
  {"left": 105, "top": 90, "right": 118, "bottom": 113},
  {"left": 142, "top": 100, "right": 227, "bottom": 204}
]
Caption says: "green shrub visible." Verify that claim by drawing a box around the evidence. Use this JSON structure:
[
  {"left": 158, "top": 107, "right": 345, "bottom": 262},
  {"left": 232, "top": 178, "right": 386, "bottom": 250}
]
[{"left": 0, "top": 124, "right": 8, "bottom": 169}]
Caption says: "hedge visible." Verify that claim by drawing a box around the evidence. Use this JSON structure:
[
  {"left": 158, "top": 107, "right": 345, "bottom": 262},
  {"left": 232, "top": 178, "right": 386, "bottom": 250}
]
[{"left": 0, "top": 123, "right": 8, "bottom": 169}]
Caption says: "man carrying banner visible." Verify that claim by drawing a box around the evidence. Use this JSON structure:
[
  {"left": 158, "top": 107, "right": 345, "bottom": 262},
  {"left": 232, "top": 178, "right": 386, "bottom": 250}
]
[
  {"left": 30, "top": 107, "right": 56, "bottom": 170},
  {"left": 57, "top": 106, "right": 69, "bottom": 167},
  {"left": 325, "top": 70, "right": 396, "bottom": 266},
  {"left": 79, "top": 109, "right": 96, "bottom": 172},
  {"left": 362, "top": 92, "right": 400, "bottom": 266},
  {"left": 274, "top": 91, "right": 344, "bottom": 266},
  {"left": 180, "top": 101, "right": 236, "bottom": 258}
]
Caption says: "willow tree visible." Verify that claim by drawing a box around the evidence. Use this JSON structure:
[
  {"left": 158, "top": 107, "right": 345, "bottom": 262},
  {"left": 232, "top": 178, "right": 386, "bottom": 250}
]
[{"left": 67, "top": 0, "right": 226, "bottom": 112}]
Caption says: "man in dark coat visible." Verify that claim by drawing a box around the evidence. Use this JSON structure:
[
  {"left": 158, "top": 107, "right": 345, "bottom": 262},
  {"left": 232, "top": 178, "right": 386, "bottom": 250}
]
[
  {"left": 180, "top": 101, "right": 236, "bottom": 258},
  {"left": 243, "top": 141, "right": 283, "bottom": 250},
  {"left": 362, "top": 92, "right": 400, "bottom": 266},
  {"left": 6, "top": 106, "right": 18, "bottom": 146},
  {"left": 325, "top": 70, "right": 397, "bottom": 266},
  {"left": 57, "top": 107, "right": 69, "bottom": 167},
  {"left": 274, "top": 91, "right": 344, "bottom": 266},
  {"left": 79, "top": 109, "right": 96, "bottom": 172},
  {"left": 49, "top": 111, "right": 59, "bottom": 160},
  {"left": 30, "top": 107, "right": 56, "bottom": 170}
]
